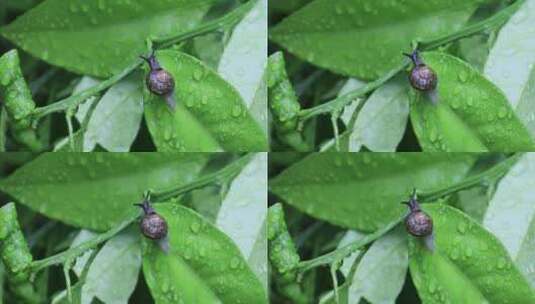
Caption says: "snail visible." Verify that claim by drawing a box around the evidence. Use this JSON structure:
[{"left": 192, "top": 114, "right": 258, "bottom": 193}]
[
  {"left": 403, "top": 50, "right": 437, "bottom": 92},
  {"left": 402, "top": 189, "right": 433, "bottom": 237},
  {"left": 134, "top": 196, "right": 168, "bottom": 240},
  {"left": 140, "top": 52, "right": 177, "bottom": 111}
]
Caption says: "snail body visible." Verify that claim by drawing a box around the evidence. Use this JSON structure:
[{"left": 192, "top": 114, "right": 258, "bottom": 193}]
[
  {"left": 141, "top": 53, "right": 177, "bottom": 110},
  {"left": 135, "top": 198, "right": 168, "bottom": 240},
  {"left": 403, "top": 190, "right": 433, "bottom": 237},
  {"left": 404, "top": 50, "right": 437, "bottom": 92}
]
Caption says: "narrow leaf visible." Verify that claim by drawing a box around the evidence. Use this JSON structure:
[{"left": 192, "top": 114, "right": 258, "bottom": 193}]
[
  {"left": 0, "top": 0, "right": 217, "bottom": 77},
  {"left": 270, "top": 0, "right": 485, "bottom": 79},
  {"left": 270, "top": 153, "right": 476, "bottom": 231},
  {"left": 0, "top": 154, "right": 208, "bottom": 231}
]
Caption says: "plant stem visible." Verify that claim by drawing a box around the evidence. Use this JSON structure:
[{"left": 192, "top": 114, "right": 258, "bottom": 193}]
[
  {"left": 30, "top": 0, "right": 256, "bottom": 123},
  {"left": 154, "top": 0, "right": 257, "bottom": 49},
  {"left": 298, "top": 0, "right": 524, "bottom": 123},
  {"left": 151, "top": 153, "right": 254, "bottom": 202},
  {"left": 420, "top": 153, "right": 522, "bottom": 202},
  {"left": 294, "top": 153, "right": 521, "bottom": 273},
  {"left": 419, "top": 0, "right": 525, "bottom": 50},
  {"left": 31, "top": 60, "right": 141, "bottom": 122},
  {"left": 295, "top": 217, "right": 402, "bottom": 273},
  {"left": 28, "top": 154, "right": 253, "bottom": 273}
]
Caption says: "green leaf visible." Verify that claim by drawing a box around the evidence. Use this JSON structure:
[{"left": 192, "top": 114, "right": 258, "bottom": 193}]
[
  {"left": 410, "top": 52, "right": 534, "bottom": 152},
  {"left": 144, "top": 50, "right": 267, "bottom": 152},
  {"left": 346, "top": 227, "right": 408, "bottom": 304},
  {"left": 0, "top": 0, "right": 217, "bottom": 77},
  {"left": 216, "top": 153, "right": 267, "bottom": 288},
  {"left": 409, "top": 204, "right": 535, "bottom": 303},
  {"left": 81, "top": 227, "right": 141, "bottom": 304},
  {"left": 0, "top": 154, "right": 208, "bottom": 231},
  {"left": 485, "top": 0, "right": 535, "bottom": 109},
  {"left": 483, "top": 153, "right": 535, "bottom": 288},
  {"left": 83, "top": 72, "right": 144, "bottom": 152},
  {"left": 270, "top": 153, "right": 477, "bottom": 231},
  {"left": 344, "top": 76, "right": 410, "bottom": 152},
  {"left": 270, "top": 0, "right": 484, "bottom": 79},
  {"left": 321, "top": 228, "right": 407, "bottom": 304},
  {"left": 142, "top": 204, "right": 267, "bottom": 304}
]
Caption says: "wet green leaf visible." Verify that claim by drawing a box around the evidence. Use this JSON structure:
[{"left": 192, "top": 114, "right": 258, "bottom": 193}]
[
  {"left": 0, "top": 0, "right": 217, "bottom": 77},
  {"left": 0, "top": 153, "right": 208, "bottom": 231},
  {"left": 216, "top": 153, "right": 267, "bottom": 287},
  {"left": 142, "top": 204, "right": 267, "bottom": 304},
  {"left": 144, "top": 50, "right": 267, "bottom": 152},
  {"left": 270, "top": 153, "right": 477, "bottom": 231},
  {"left": 410, "top": 52, "right": 534, "bottom": 152},
  {"left": 83, "top": 72, "right": 144, "bottom": 152},
  {"left": 81, "top": 227, "right": 141, "bottom": 304},
  {"left": 270, "top": 0, "right": 485, "bottom": 79},
  {"left": 410, "top": 204, "right": 535, "bottom": 303},
  {"left": 483, "top": 153, "right": 535, "bottom": 288}
]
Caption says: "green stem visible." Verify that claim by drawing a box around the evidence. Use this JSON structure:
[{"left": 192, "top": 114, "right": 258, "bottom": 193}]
[
  {"left": 29, "top": 154, "right": 253, "bottom": 273},
  {"left": 294, "top": 153, "right": 521, "bottom": 273},
  {"left": 295, "top": 218, "right": 402, "bottom": 273},
  {"left": 151, "top": 153, "right": 254, "bottom": 202},
  {"left": 30, "top": 1, "right": 256, "bottom": 124},
  {"left": 154, "top": 0, "right": 257, "bottom": 49},
  {"left": 419, "top": 0, "right": 525, "bottom": 50},
  {"left": 298, "top": 0, "right": 524, "bottom": 122},
  {"left": 420, "top": 153, "right": 522, "bottom": 202},
  {"left": 31, "top": 60, "right": 141, "bottom": 122}
]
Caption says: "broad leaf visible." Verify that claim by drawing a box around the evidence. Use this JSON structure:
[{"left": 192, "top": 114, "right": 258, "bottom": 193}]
[
  {"left": 410, "top": 52, "right": 534, "bottom": 152},
  {"left": 0, "top": 153, "right": 208, "bottom": 231},
  {"left": 516, "top": 67, "right": 535, "bottom": 137},
  {"left": 216, "top": 153, "right": 267, "bottom": 287},
  {"left": 410, "top": 204, "right": 535, "bottom": 303},
  {"left": 144, "top": 50, "right": 267, "bottom": 152},
  {"left": 81, "top": 227, "right": 141, "bottom": 304},
  {"left": 347, "top": 227, "right": 408, "bottom": 304},
  {"left": 485, "top": 0, "right": 535, "bottom": 109},
  {"left": 346, "top": 76, "right": 409, "bottom": 152},
  {"left": 218, "top": 0, "right": 267, "bottom": 109},
  {"left": 270, "top": 0, "right": 486, "bottom": 79},
  {"left": 0, "top": 0, "right": 217, "bottom": 77},
  {"left": 322, "top": 228, "right": 408, "bottom": 304},
  {"left": 83, "top": 72, "right": 144, "bottom": 152},
  {"left": 270, "top": 153, "right": 476, "bottom": 231},
  {"left": 484, "top": 153, "right": 535, "bottom": 287},
  {"left": 142, "top": 204, "right": 267, "bottom": 304}
]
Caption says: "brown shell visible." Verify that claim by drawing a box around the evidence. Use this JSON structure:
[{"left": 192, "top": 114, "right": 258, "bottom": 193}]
[
  {"left": 405, "top": 210, "right": 433, "bottom": 237},
  {"left": 146, "top": 69, "right": 175, "bottom": 96},
  {"left": 409, "top": 65, "right": 437, "bottom": 91},
  {"left": 140, "top": 213, "right": 168, "bottom": 240}
]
